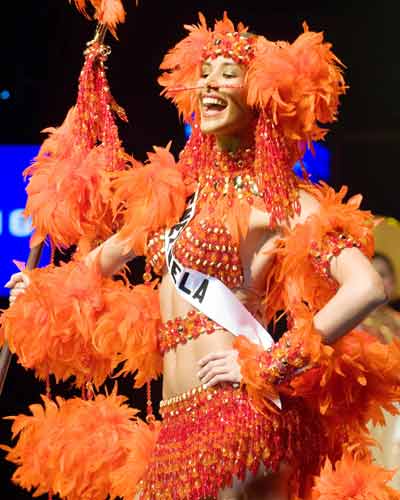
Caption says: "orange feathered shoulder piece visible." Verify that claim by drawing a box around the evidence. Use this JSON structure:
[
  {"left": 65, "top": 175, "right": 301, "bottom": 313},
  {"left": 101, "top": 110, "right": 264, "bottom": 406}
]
[
  {"left": 264, "top": 182, "right": 375, "bottom": 319},
  {"left": 111, "top": 143, "right": 190, "bottom": 256}
]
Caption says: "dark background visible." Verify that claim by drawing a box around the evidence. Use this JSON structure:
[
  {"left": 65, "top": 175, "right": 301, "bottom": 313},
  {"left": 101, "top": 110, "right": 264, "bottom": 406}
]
[{"left": 1, "top": 1, "right": 400, "bottom": 498}]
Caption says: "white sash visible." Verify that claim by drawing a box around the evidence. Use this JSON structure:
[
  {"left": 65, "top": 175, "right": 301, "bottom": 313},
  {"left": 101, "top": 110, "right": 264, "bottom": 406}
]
[{"left": 164, "top": 191, "right": 275, "bottom": 350}]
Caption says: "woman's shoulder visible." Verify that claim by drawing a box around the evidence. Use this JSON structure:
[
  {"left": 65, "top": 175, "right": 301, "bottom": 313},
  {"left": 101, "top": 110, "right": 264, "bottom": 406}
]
[{"left": 291, "top": 181, "right": 372, "bottom": 229}]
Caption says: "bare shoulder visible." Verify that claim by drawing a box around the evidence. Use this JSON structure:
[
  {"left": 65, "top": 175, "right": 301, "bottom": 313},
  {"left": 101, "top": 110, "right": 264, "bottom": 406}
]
[{"left": 289, "top": 187, "right": 321, "bottom": 228}]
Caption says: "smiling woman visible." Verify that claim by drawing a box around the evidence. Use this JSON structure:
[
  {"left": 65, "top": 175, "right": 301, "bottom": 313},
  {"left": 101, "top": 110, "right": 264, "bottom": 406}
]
[{"left": 2, "top": 11, "right": 400, "bottom": 500}]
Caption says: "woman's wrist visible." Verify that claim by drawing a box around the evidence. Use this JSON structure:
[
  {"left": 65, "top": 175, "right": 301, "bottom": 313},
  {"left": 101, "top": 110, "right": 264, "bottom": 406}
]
[{"left": 258, "top": 330, "right": 309, "bottom": 385}]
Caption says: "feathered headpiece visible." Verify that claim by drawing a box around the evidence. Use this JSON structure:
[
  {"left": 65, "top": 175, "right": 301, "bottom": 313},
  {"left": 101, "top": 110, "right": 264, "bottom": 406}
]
[{"left": 159, "top": 12, "right": 346, "bottom": 144}]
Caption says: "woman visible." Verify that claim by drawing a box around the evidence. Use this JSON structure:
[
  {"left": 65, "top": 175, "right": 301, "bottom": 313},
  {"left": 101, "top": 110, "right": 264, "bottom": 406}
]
[
  {"left": 5, "top": 13, "right": 399, "bottom": 500},
  {"left": 359, "top": 218, "right": 400, "bottom": 490}
]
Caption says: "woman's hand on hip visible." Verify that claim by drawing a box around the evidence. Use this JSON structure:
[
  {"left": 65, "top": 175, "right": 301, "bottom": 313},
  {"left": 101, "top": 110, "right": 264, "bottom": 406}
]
[{"left": 197, "top": 350, "right": 242, "bottom": 388}]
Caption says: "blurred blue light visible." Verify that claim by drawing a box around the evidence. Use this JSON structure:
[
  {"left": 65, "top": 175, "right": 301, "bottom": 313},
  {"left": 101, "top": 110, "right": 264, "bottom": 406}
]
[
  {"left": 184, "top": 123, "right": 192, "bottom": 140},
  {"left": 0, "top": 90, "right": 10, "bottom": 100},
  {"left": 0, "top": 145, "right": 51, "bottom": 295},
  {"left": 293, "top": 142, "right": 331, "bottom": 183}
]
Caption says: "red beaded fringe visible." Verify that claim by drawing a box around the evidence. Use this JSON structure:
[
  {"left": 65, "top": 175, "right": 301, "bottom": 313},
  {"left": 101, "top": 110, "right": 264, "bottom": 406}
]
[
  {"left": 179, "top": 114, "right": 301, "bottom": 230},
  {"left": 137, "top": 384, "right": 323, "bottom": 500}
]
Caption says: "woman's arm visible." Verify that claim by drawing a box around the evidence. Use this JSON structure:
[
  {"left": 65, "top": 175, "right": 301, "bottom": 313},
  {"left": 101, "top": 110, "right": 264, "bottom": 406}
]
[
  {"left": 84, "top": 233, "right": 136, "bottom": 278},
  {"left": 314, "top": 246, "right": 386, "bottom": 344},
  {"left": 295, "top": 189, "right": 386, "bottom": 344},
  {"left": 5, "top": 233, "right": 136, "bottom": 304},
  {"left": 198, "top": 190, "right": 386, "bottom": 386}
]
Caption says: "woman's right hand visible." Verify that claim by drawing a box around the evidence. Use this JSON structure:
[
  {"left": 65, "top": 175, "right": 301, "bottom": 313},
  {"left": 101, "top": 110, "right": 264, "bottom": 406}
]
[{"left": 4, "top": 272, "right": 30, "bottom": 306}]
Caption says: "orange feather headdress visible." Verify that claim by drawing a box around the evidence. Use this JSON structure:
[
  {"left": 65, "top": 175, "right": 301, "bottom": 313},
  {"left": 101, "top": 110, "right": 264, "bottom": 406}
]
[{"left": 159, "top": 12, "right": 346, "bottom": 144}]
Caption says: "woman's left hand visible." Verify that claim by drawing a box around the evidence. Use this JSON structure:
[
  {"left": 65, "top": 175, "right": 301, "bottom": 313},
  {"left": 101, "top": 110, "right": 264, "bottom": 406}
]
[{"left": 197, "top": 350, "right": 242, "bottom": 388}]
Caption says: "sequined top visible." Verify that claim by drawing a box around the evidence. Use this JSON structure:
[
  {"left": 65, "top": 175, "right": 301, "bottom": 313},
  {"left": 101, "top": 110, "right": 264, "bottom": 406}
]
[{"left": 146, "top": 214, "right": 244, "bottom": 288}]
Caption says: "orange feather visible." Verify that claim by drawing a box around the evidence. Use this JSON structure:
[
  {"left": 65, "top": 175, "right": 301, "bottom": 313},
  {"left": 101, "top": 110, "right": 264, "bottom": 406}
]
[
  {"left": 2, "top": 389, "right": 156, "bottom": 500},
  {"left": 111, "top": 144, "right": 188, "bottom": 256},
  {"left": 312, "top": 453, "right": 400, "bottom": 500}
]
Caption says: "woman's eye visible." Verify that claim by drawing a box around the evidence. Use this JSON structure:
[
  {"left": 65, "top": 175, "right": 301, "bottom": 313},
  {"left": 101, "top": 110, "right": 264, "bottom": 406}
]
[
  {"left": 200, "top": 73, "right": 210, "bottom": 78},
  {"left": 223, "top": 73, "right": 238, "bottom": 78}
]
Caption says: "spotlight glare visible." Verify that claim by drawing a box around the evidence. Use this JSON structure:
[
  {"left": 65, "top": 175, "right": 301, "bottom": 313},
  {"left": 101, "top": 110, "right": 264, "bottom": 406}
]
[{"left": 0, "top": 89, "right": 11, "bottom": 100}]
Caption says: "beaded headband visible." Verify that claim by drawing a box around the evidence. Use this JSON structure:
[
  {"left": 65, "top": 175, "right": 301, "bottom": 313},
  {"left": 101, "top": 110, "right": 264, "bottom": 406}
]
[{"left": 202, "top": 32, "right": 256, "bottom": 65}]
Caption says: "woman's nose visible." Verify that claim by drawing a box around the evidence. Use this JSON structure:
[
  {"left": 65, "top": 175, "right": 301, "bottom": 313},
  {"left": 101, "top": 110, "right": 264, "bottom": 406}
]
[
  {"left": 206, "top": 81, "right": 220, "bottom": 91},
  {"left": 204, "top": 73, "right": 220, "bottom": 91}
]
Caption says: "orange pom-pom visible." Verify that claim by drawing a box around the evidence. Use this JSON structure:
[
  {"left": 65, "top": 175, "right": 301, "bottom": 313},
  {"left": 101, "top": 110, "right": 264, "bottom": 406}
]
[
  {"left": 69, "top": 0, "right": 126, "bottom": 38},
  {"left": 312, "top": 453, "right": 400, "bottom": 500},
  {"left": 0, "top": 260, "right": 161, "bottom": 388},
  {"left": 247, "top": 24, "right": 346, "bottom": 143},
  {"left": 112, "top": 144, "right": 188, "bottom": 255},
  {"left": 2, "top": 390, "right": 155, "bottom": 500}
]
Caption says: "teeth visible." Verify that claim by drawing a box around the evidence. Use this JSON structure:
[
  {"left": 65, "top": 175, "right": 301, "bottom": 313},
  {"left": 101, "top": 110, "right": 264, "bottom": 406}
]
[{"left": 202, "top": 96, "right": 227, "bottom": 107}]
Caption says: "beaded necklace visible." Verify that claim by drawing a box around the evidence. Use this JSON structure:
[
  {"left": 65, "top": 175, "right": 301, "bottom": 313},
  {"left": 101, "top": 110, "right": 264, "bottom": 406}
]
[{"left": 196, "top": 143, "right": 263, "bottom": 210}]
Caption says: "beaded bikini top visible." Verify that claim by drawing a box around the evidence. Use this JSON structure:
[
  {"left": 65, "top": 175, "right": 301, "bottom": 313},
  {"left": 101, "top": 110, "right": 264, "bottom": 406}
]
[
  {"left": 146, "top": 147, "right": 273, "bottom": 353},
  {"left": 147, "top": 214, "right": 244, "bottom": 287}
]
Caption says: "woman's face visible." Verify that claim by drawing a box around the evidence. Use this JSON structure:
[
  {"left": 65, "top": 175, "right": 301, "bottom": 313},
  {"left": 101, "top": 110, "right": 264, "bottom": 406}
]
[{"left": 197, "top": 57, "right": 254, "bottom": 138}]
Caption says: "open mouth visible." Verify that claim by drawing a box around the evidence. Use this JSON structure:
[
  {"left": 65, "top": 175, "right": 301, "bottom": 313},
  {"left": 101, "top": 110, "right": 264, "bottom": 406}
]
[{"left": 201, "top": 95, "right": 228, "bottom": 117}]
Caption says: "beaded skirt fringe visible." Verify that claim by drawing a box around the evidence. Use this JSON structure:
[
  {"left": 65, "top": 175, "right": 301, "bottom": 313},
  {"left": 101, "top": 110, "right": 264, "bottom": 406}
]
[{"left": 137, "top": 384, "right": 323, "bottom": 500}]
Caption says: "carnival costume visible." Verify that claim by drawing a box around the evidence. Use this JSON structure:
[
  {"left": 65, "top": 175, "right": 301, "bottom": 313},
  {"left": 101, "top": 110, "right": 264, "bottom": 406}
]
[{"left": 1, "top": 6, "right": 400, "bottom": 500}]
